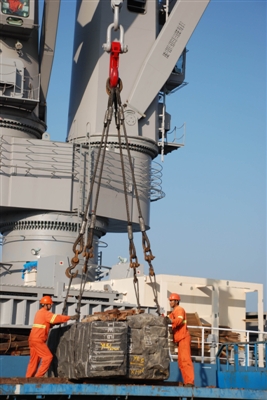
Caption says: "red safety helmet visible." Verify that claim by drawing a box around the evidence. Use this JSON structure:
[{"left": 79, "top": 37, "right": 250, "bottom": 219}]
[
  {"left": 40, "top": 295, "right": 53, "bottom": 305},
  {"left": 169, "top": 293, "right": 181, "bottom": 301}
]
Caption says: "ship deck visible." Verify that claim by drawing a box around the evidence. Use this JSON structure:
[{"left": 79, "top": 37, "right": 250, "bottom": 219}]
[{"left": 0, "top": 378, "right": 266, "bottom": 400}]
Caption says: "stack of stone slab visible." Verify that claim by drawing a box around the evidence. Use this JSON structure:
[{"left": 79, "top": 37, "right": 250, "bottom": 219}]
[{"left": 48, "top": 312, "right": 170, "bottom": 381}]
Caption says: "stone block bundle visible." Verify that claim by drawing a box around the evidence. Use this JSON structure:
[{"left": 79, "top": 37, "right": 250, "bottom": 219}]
[
  {"left": 75, "top": 321, "right": 127, "bottom": 378},
  {"left": 48, "top": 324, "right": 76, "bottom": 378},
  {"left": 127, "top": 314, "right": 170, "bottom": 380},
  {"left": 48, "top": 312, "right": 170, "bottom": 381}
]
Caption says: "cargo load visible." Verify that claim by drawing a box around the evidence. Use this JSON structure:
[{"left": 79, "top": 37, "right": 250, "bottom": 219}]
[{"left": 48, "top": 312, "right": 170, "bottom": 381}]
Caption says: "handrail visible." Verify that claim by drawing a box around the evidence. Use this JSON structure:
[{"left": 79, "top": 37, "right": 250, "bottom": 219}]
[
  {"left": 216, "top": 341, "right": 267, "bottom": 370},
  {"left": 0, "top": 69, "right": 40, "bottom": 101},
  {"left": 169, "top": 324, "right": 267, "bottom": 366}
]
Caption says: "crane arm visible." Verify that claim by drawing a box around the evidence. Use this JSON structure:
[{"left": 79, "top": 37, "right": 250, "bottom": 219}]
[
  {"left": 39, "top": 0, "right": 61, "bottom": 112},
  {"left": 126, "top": 0, "right": 210, "bottom": 118}
]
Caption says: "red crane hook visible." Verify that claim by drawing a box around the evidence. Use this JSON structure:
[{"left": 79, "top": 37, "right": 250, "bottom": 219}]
[{"left": 109, "top": 41, "right": 121, "bottom": 88}]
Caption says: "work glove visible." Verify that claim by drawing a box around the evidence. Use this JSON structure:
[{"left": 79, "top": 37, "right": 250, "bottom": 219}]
[
  {"left": 70, "top": 314, "right": 79, "bottom": 321},
  {"left": 165, "top": 316, "right": 172, "bottom": 325}
]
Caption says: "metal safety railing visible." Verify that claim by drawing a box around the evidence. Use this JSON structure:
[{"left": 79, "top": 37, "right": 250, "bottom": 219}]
[
  {"left": 0, "top": 68, "right": 40, "bottom": 101},
  {"left": 169, "top": 325, "right": 267, "bottom": 366},
  {"left": 0, "top": 137, "right": 164, "bottom": 202},
  {"left": 216, "top": 341, "right": 267, "bottom": 370}
]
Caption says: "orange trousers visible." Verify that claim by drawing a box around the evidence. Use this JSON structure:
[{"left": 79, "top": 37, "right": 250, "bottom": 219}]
[
  {"left": 177, "top": 335, "right": 194, "bottom": 385},
  {"left": 26, "top": 339, "right": 53, "bottom": 377}
]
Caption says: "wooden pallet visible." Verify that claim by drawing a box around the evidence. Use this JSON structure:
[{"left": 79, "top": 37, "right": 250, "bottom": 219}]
[
  {"left": 0, "top": 333, "right": 30, "bottom": 355},
  {"left": 169, "top": 312, "right": 241, "bottom": 357}
]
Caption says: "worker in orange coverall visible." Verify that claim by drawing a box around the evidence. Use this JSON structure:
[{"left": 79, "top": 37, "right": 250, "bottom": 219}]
[
  {"left": 26, "top": 296, "right": 79, "bottom": 378},
  {"left": 168, "top": 293, "right": 194, "bottom": 387}
]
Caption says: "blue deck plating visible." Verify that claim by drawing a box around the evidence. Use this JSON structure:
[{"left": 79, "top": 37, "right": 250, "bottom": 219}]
[{"left": 0, "top": 382, "right": 267, "bottom": 400}]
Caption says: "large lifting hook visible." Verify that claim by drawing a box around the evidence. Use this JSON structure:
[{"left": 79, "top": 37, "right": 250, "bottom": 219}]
[
  {"left": 65, "top": 219, "right": 87, "bottom": 279},
  {"left": 103, "top": 1, "right": 128, "bottom": 90},
  {"left": 109, "top": 41, "right": 121, "bottom": 89}
]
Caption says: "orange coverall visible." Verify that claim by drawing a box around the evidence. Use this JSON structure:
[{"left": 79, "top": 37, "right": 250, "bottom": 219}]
[
  {"left": 26, "top": 307, "right": 70, "bottom": 377},
  {"left": 169, "top": 305, "right": 194, "bottom": 385}
]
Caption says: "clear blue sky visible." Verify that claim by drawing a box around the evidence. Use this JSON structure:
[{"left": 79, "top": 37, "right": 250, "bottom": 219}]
[{"left": 44, "top": 0, "right": 266, "bottom": 311}]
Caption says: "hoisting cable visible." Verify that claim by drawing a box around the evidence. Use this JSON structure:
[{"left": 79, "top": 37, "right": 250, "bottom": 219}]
[
  {"left": 61, "top": 273, "right": 74, "bottom": 315},
  {"left": 111, "top": 82, "right": 141, "bottom": 310},
  {"left": 103, "top": 14, "right": 142, "bottom": 309},
  {"left": 64, "top": 86, "right": 115, "bottom": 318},
  {"left": 73, "top": 91, "right": 115, "bottom": 318},
  {"left": 102, "top": 8, "right": 161, "bottom": 314},
  {"left": 115, "top": 88, "right": 161, "bottom": 315},
  {"left": 65, "top": 6, "right": 126, "bottom": 318},
  {"left": 66, "top": 3, "right": 161, "bottom": 318},
  {"left": 67, "top": 107, "right": 110, "bottom": 274},
  {"left": 75, "top": 93, "right": 115, "bottom": 317},
  {"left": 75, "top": 263, "right": 90, "bottom": 317}
]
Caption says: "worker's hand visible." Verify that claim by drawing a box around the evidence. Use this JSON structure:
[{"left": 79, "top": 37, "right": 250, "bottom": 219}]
[
  {"left": 165, "top": 316, "right": 172, "bottom": 324},
  {"left": 70, "top": 314, "right": 79, "bottom": 321}
]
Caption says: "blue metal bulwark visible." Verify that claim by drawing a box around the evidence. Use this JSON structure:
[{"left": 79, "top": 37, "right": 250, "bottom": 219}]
[
  {"left": 0, "top": 382, "right": 267, "bottom": 400},
  {"left": 0, "top": 341, "right": 266, "bottom": 399},
  {"left": 216, "top": 341, "right": 267, "bottom": 390}
]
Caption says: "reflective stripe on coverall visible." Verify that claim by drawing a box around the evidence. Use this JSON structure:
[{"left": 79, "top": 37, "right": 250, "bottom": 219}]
[
  {"left": 169, "top": 305, "right": 194, "bottom": 385},
  {"left": 26, "top": 307, "right": 70, "bottom": 377}
]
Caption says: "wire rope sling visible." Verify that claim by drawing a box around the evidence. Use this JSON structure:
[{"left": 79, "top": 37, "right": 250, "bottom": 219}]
[{"left": 63, "top": 8, "right": 161, "bottom": 318}]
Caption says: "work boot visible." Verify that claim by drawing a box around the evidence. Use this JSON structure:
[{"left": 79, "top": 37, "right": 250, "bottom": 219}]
[{"left": 184, "top": 383, "right": 194, "bottom": 387}]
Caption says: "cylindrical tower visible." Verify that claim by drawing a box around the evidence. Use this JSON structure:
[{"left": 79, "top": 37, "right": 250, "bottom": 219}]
[{"left": 0, "top": 0, "right": 107, "bottom": 284}]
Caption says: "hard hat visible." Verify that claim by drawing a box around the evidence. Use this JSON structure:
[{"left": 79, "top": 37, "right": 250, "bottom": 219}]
[
  {"left": 169, "top": 293, "right": 181, "bottom": 301},
  {"left": 40, "top": 296, "right": 53, "bottom": 305}
]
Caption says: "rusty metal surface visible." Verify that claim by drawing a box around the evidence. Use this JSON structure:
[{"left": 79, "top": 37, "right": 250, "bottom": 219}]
[{"left": 0, "top": 379, "right": 267, "bottom": 399}]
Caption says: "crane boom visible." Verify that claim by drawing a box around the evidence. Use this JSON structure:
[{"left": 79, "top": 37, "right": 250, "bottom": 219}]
[
  {"left": 126, "top": 0, "right": 210, "bottom": 117},
  {"left": 39, "top": 0, "right": 61, "bottom": 117}
]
